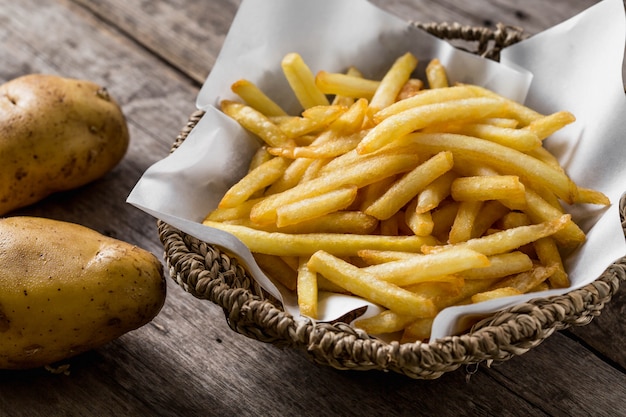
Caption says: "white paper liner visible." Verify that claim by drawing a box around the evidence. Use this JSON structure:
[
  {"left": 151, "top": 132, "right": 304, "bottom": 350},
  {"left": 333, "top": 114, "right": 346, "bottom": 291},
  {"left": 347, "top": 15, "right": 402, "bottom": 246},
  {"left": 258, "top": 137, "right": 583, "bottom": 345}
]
[{"left": 128, "top": 0, "right": 626, "bottom": 340}]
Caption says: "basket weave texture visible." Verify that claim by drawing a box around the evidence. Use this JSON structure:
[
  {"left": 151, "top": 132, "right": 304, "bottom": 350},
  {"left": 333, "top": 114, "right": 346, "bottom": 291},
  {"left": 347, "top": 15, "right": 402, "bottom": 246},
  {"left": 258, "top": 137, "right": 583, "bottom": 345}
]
[{"left": 157, "top": 23, "right": 626, "bottom": 379}]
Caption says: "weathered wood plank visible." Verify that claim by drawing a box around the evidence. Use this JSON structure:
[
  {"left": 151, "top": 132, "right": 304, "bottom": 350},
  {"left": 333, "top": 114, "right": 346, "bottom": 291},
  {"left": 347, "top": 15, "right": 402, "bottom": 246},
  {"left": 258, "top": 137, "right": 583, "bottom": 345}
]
[
  {"left": 72, "top": 0, "right": 242, "bottom": 84},
  {"left": 69, "top": 0, "right": 600, "bottom": 84},
  {"left": 485, "top": 331, "right": 626, "bottom": 417}
]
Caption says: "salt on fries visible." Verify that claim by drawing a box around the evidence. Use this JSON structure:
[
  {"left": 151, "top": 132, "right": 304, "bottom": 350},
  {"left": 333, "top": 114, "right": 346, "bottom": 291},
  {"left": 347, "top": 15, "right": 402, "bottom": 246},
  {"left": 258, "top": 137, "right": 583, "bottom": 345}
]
[{"left": 204, "top": 52, "right": 609, "bottom": 342}]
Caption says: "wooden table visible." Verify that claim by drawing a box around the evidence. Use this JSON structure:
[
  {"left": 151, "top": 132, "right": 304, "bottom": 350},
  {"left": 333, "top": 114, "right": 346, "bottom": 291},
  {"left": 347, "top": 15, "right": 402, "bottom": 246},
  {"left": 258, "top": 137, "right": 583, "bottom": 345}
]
[{"left": 1, "top": 1, "right": 625, "bottom": 416}]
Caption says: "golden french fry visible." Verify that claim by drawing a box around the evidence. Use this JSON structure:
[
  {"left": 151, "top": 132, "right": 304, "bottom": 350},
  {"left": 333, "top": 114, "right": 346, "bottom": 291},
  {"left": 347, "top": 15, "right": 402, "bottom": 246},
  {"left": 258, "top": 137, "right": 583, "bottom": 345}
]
[
  {"left": 276, "top": 185, "right": 358, "bottom": 227},
  {"left": 369, "top": 52, "right": 418, "bottom": 111},
  {"left": 451, "top": 156, "right": 500, "bottom": 177},
  {"left": 459, "top": 251, "right": 533, "bottom": 280},
  {"left": 432, "top": 278, "right": 502, "bottom": 310},
  {"left": 251, "top": 211, "right": 378, "bottom": 234},
  {"left": 318, "top": 141, "right": 423, "bottom": 175},
  {"left": 218, "top": 157, "right": 290, "bottom": 209},
  {"left": 315, "top": 71, "right": 379, "bottom": 100},
  {"left": 404, "top": 132, "right": 579, "bottom": 204},
  {"left": 221, "top": 100, "right": 291, "bottom": 147},
  {"left": 422, "top": 214, "right": 571, "bottom": 256},
  {"left": 467, "top": 84, "right": 543, "bottom": 126},
  {"left": 358, "top": 98, "right": 510, "bottom": 154},
  {"left": 299, "top": 157, "right": 331, "bottom": 183},
  {"left": 425, "top": 58, "right": 449, "bottom": 89},
  {"left": 364, "top": 151, "right": 454, "bottom": 220},
  {"left": 448, "top": 200, "right": 483, "bottom": 244},
  {"left": 373, "top": 85, "right": 481, "bottom": 121},
  {"left": 498, "top": 211, "right": 530, "bottom": 229},
  {"left": 316, "top": 148, "right": 361, "bottom": 175},
  {"left": 274, "top": 105, "right": 346, "bottom": 138},
  {"left": 357, "top": 249, "right": 414, "bottom": 265},
  {"left": 332, "top": 66, "right": 365, "bottom": 106},
  {"left": 248, "top": 146, "right": 274, "bottom": 172},
  {"left": 396, "top": 78, "right": 424, "bottom": 101},
  {"left": 220, "top": 213, "right": 376, "bottom": 235},
  {"left": 253, "top": 253, "right": 298, "bottom": 291},
  {"left": 268, "top": 131, "right": 362, "bottom": 159},
  {"left": 281, "top": 52, "right": 329, "bottom": 109},
  {"left": 404, "top": 278, "right": 465, "bottom": 297},
  {"left": 317, "top": 275, "right": 349, "bottom": 293},
  {"left": 574, "top": 187, "right": 611, "bottom": 205},
  {"left": 231, "top": 79, "right": 288, "bottom": 117},
  {"left": 451, "top": 175, "right": 526, "bottom": 210},
  {"left": 415, "top": 171, "right": 458, "bottom": 214},
  {"left": 523, "top": 189, "right": 586, "bottom": 248},
  {"left": 264, "top": 157, "right": 314, "bottom": 195},
  {"left": 204, "top": 197, "right": 264, "bottom": 222},
  {"left": 524, "top": 145, "right": 565, "bottom": 172},
  {"left": 307, "top": 250, "right": 437, "bottom": 317},
  {"left": 204, "top": 220, "right": 436, "bottom": 257},
  {"left": 491, "top": 264, "right": 557, "bottom": 293},
  {"left": 534, "top": 237, "right": 569, "bottom": 288},
  {"left": 327, "top": 97, "right": 369, "bottom": 135},
  {"left": 354, "top": 310, "right": 417, "bottom": 335},
  {"left": 431, "top": 200, "right": 460, "bottom": 242},
  {"left": 405, "top": 198, "right": 434, "bottom": 236},
  {"left": 302, "top": 105, "right": 346, "bottom": 123},
  {"left": 297, "top": 257, "right": 318, "bottom": 318},
  {"left": 531, "top": 282, "right": 551, "bottom": 292},
  {"left": 524, "top": 111, "right": 575, "bottom": 140},
  {"left": 400, "top": 318, "right": 434, "bottom": 343},
  {"left": 429, "top": 122, "right": 542, "bottom": 151},
  {"left": 361, "top": 247, "right": 490, "bottom": 287},
  {"left": 358, "top": 175, "right": 397, "bottom": 212},
  {"left": 471, "top": 287, "right": 523, "bottom": 304},
  {"left": 470, "top": 200, "right": 510, "bottom": 238},
  {"left": 250, "top": 152, "right": 420, "bottom": 224},
  {"left": 478, "top": 117, "right": 519, "bottom": 128}
]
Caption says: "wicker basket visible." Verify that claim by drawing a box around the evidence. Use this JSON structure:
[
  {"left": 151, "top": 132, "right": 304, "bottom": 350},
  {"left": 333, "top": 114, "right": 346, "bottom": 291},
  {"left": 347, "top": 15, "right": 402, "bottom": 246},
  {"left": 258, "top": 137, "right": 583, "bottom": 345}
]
[{"left": 157, "top": 23, "right": 626, "bottom": 379}]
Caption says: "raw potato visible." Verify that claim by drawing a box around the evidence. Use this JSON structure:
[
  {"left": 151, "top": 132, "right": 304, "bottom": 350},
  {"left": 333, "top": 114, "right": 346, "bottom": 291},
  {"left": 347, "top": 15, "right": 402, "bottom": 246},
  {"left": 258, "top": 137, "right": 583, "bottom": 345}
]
[
  {"left": 0, "top": 216, "right": 166, "bottom": 370},
  {"left": 0, "top": 74, "right": 130, "bottom": 215}
]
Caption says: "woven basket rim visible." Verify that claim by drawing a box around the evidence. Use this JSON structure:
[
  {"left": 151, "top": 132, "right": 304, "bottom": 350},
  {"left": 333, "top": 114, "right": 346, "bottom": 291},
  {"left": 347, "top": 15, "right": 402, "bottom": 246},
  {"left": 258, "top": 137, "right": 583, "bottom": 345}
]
[{"left": 158, "top": 22, "right": 626, "bottom": 379}]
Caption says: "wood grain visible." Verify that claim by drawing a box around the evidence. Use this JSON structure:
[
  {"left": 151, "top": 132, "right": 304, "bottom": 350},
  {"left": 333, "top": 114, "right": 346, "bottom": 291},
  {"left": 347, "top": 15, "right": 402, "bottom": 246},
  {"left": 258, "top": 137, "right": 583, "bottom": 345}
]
[{"left": 1, "top": 0, "right": 623, "bottom": 416}]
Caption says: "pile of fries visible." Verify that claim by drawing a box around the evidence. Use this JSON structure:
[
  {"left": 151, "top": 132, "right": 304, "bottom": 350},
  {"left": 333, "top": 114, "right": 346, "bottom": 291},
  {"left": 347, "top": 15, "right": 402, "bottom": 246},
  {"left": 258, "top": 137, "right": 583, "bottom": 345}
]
[{"left": 203, "top": 51, "right": 609, "bottom": 342}]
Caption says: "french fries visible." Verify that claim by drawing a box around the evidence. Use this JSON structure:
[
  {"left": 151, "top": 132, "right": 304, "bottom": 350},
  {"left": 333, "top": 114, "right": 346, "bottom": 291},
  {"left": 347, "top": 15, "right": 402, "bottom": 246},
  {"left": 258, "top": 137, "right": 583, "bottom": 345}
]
[
  {"left": 218, "top": 157, "right": 290, "bottom": 208},
  {"left": 276, "top": 185, "right": 358, "bottom": 227},
  {"left": 231, "top": 79, "right": 288, "bottom": 117},
  {"left": 202, "top": 220, "right": 436, "bottom": 257},
  {"left": 368, "top": 52, "right": 418, "bottom": 112},
  {"left": 425, "top": 58, "right": 449, "bottom": 89},
  {"left": 363, "top": 151, "right": 454, "bottom": 220},
  {"left": 361, "top": 247, "right": 489, "bottom": 286},
  {"left": 296, "top": 257, "right": 318, "bottom": 318},
  {"left": 281, "top": 52, "right": 329, "bottom": 109},
  {"left": 203, "top": 52, "right": 609, "bottom": 341},
  {"left": 358, "top": 97, "right": 510, "bottom": 154},
  {"left": 307, "top": 251, "right": 436, "bottom": 318},
  {"left": 316, "top": 70, "right": 379, "bottom": 100}
]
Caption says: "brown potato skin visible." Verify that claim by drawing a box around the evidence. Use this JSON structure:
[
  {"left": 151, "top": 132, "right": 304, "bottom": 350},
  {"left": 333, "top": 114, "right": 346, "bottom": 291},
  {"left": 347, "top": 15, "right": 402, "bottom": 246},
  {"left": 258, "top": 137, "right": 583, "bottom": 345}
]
[
  {"left": 0, "top": 74, "right": 129, "bottom": 215},
  {"left": 0, "top": 217, "right": 166, "bottom": 370}
]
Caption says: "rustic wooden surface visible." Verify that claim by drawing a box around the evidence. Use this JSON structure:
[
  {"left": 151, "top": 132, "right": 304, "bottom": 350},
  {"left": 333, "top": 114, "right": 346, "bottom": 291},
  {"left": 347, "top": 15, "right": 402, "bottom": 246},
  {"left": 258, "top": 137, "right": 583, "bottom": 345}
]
[{"left": 1, "top": 0, "right": 625, "bottom": 416}]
